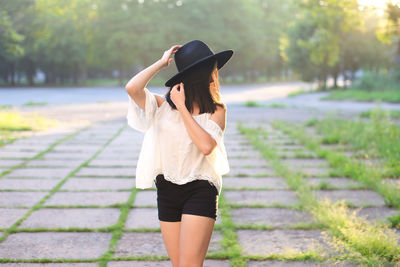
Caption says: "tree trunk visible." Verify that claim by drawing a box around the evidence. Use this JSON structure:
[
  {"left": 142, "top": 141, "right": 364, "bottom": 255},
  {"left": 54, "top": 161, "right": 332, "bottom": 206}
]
[
  {"left": 73, "top": 62, "right": 79, "bottom": 85},
  {"left": 118, "top": 65, "right": 124, "bottom": 87},
  {"left": 10, "top": 63, "right": 15, "bottom": 86},
  {"left": 81, "top": 60, "right": 87, "bottom": 86},
  {"left": 320, "top": 55, "right": 328, "bottom": 90},
  {"left": 26, "top": 59, "right": 35, "bottom": 86}
]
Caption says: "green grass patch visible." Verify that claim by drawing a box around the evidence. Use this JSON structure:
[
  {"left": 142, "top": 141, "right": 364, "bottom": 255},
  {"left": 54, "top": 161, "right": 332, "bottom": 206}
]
[
  {"left": 308, "top": 107, "right": 400, "bottom": 178},
  {"left": 273, "top": 120, "right": 400, "bottom": 208},
  {"left": 321, "top": 71, "right": 400, "bottom": 103},
  {"left": 22, "top": 101, "right": 48, "bottom": 106},
  {"left": 243, "top": 101, "right": 289, "bottom": 108},
  {"left": 267, "top": 103, "right": 287, "bottom": 108},
  {"left": 321, "top": 89, "right": 400, "bottom": 103},
  {"left": 360, "top": 109, "right": 400, "bottom": 119},
  {"left": 238, "top": 121, "right": 400, "bottom": 266},
  {"left": 0, "top": 110, "right": 59, "bottom": 146},
  {"left": 244, "top": 100, "right": 265, "bottom": 107}
]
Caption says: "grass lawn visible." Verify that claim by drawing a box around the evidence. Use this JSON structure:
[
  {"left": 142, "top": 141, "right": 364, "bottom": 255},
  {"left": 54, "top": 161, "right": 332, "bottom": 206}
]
[
  {"left": 0, "top": 109, "right": 59, "bottom": 146},
  {"left": 321, "top": 89, "right": 400, "bottom": 103}
]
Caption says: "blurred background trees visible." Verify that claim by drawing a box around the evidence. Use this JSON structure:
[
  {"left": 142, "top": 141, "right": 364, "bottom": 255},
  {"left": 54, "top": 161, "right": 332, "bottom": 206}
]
[{"left": 0, "top": 0, "right": 399, "bottom": 89}]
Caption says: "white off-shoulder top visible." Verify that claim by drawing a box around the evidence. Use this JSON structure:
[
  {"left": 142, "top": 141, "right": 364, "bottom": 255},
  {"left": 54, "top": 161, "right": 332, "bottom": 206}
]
[{"left": 126, "top": 87, "right": 230, "bottom": 195}]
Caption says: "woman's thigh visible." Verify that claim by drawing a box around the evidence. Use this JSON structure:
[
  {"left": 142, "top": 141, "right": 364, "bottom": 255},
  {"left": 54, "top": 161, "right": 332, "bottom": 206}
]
[
  {"left": 159, "top": 220, "right": 181, "bottom": 267},
  {"left": 179, "top": 214, "right": 215, "bottom": 266}
]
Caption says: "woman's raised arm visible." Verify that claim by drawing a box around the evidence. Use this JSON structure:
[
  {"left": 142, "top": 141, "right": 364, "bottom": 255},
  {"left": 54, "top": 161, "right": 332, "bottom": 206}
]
[{"left": 125, "top": 45, "right": 181, "bottom": 91}]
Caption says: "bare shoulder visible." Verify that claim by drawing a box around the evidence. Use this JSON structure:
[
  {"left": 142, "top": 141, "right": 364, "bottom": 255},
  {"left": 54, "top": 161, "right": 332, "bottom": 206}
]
[
  {"left": 154, "top": 94, "right": 166, "bottom": 108},
  {"left": 210, "top": 103, "right": 227, "bottom": 132}
]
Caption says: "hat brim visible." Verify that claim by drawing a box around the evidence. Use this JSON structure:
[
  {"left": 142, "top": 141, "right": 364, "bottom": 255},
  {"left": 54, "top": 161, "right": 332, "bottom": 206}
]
[{"left": 165, "top": 49, "right": 233, "bottom": 87}]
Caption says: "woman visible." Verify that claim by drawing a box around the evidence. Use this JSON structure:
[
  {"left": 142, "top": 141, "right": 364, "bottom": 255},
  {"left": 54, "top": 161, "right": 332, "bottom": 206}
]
[{"left": 125, "top": 40, "right": 233, "bottom": 267}]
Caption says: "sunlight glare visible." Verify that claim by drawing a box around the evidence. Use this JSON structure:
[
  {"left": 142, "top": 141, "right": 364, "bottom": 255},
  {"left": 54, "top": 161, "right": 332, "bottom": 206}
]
[{"left": 358, "top": 0, "right": 399, "bottom": 9}]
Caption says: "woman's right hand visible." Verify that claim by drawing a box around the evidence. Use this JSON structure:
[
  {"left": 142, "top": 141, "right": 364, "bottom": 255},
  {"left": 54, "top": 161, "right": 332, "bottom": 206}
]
[{"left": 159, "top": 45, "right": 182, "bottom": 69}]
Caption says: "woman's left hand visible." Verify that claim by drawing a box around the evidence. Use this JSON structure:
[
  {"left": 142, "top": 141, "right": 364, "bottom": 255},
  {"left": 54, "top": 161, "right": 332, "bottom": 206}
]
[{"left": 170, "top": 82, "right": 186, "bottom": 110}]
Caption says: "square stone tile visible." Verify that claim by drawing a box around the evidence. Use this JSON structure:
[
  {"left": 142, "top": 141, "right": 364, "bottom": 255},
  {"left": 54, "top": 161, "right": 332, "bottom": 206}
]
[
  {"left": 237, "top": 229, "right": 327, "bottom": 255},
  {"left": 10, "top": 135, "right": 64, "bottom": 145},
  {"left": 114, "top": 230, "right": 223, "bottom": 257},
  {"left": 0, "top": 208, "right": 29, "bottom": 228},
  {"left": 0, "top": 151, "right": 38, "bottom": 159},
  {"left": 0, "top": 232, "right": 111, "bottom": 259},
  {"left": 223, "top": 177, "right": 288, "bottom": 189},
  {"left": 88, "top": 159, "right": 136, "bottom": 167},
  {"left": 133, "top": 191, "right": 157, "bottom": 207},
  {"left": 113, "top": 232, "right": 168, "bottom": 257},
  {"left": 43, "top": 192, "right": 131, "bottom": 206},
  {"left": 227, "top": 167, "right": 275, "bottom": 177},
  {"left": 60, "top": 178, "right": 134, "bottom": 191},
  {"left": 100, "top": 149, "right": 141, "bottom": 156},
  {"left": 224, "top": 190, "right": 299, "bottom": 206},
  {"left": 226, "top": 145, "right": 254, "bottom": 153},
  {"left": 97, "top": 151, "right": 139, "bottom": 158},
  {"left": 0, "top": 192, "right": 48, "bottom": 207},
  {"left": 0, "top": 159, "right": 24, "bottom": 167},
  {"left": 294, "top": 167, "right": 332, "bottom": 177},
  {"left": 0, "top": 178, "right": 59, "bottom": 190},
  {"left": 314, "top": 190, "right": 386, "bottom": 207},
  {"left": 228, "top": 150, "right": 263, "bottom": 158},
  {"left": 227, "top": 158, "right": 270, "bottom": 168},
  {"left": 352, "top": 207, "right": 400, "bottom": 223},
  {"left": 125, "top": 208, "right": 159, "bottom": 229},
  {"left": 25, "top": 159, "right": 83, "bottom": 167},
  {"left": 0, "top": 144, "right": 47, "bottom": 151},
  {"left": 304, "top": 178, "right": 363, "bottom": 189},
  {"left": 4, "top": 167, "right": 72, "bottom": 179},
  {"left": 280, "top": 158, "right": 329, "bottom": 167},
  {"left": 95, "top": 153, "right": 137, "bottom": 160},
  {"left": 75, "top": 167, "right": 135, "bottom": 177},
  {"left": 52, "top": 145, "right": 99, "bottom": 153},
  {"left": 18, "top": 208, "right": 121, "bottom": 229},
  {"left": 231, "top": 208, "right": 314, "bottom": 227},
  {"left": 40, "top": 152, "right": 93, "bottom": 160}
]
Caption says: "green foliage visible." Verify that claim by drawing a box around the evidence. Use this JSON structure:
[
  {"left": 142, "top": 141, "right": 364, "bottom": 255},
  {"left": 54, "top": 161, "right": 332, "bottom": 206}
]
[
  {"left": 351, "top": 71, "right": 400, "bottom": 91},
  {"left": 314, "top": 107, "right": 400, "bottom": 169},
  {"left": 322, "top": 89, "right": 400, "bottom": 103},
  {"left": 387, "top": 213, "right": 400, "bottom": 228},
  {"left": 310, "top": 200, "right": 400, "bottom": 265},
  {"left": 360, "top": 109, "right": 400, "bottom": 119},
  {"left": 0, "top": 0, "right": 398, "bottom": 88}
]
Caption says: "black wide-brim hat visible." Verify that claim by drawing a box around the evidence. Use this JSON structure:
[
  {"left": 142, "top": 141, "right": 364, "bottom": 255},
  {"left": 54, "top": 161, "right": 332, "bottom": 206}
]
[{"left": 165, "top": 40, "right": 234, "bottom": 87}]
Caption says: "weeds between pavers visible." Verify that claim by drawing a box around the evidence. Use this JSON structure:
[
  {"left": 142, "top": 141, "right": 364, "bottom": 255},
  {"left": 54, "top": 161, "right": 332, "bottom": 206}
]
[
  {"left": 305, "top": 107, "right": 399, "bottom": 178},
  {"left": 238, "top": 122, "right": 400, "bottom": 266},
  {"left": 272, "top": 110, "right": 400, "bottom": 210}
]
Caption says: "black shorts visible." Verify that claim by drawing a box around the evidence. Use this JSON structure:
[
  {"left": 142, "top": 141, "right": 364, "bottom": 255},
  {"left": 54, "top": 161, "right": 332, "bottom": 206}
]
[{"left": 155, "top": 174, "right": 219, "bottom": 222}]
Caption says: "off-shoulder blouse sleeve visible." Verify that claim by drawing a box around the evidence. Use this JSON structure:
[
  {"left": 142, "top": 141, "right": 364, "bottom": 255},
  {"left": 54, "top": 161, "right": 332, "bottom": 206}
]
[
  {"left": 203, "top": 118, "right": 230, "bottom": 175},
  {"left": 126, "top": 87, "right": 158, "bottom": 133}
]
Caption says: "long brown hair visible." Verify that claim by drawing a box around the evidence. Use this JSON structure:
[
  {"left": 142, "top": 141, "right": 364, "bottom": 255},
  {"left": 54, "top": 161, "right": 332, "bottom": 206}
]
[{"left": 165, "top": 59, "right": 224, "bottom": 115}]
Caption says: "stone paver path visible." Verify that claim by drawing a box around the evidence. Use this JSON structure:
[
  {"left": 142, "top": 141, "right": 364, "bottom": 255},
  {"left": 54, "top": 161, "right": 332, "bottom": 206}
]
[{"left": 1, "top": 86, "right": 398, "bottom": 266}]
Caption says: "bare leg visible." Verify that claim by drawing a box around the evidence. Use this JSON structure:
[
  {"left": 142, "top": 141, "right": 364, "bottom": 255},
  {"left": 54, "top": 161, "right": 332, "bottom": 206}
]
[
  {"left": 179, "top": 214, "right": 216, "bottom": 267},
  {"left": 160, "top": 220, "right": 181, "bottom": 267}
]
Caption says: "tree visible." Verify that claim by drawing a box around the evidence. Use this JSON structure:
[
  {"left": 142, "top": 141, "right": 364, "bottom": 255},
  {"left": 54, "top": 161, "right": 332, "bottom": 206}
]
[{"left": 287, "top": 0, "right": 363, "bottom": 90}]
